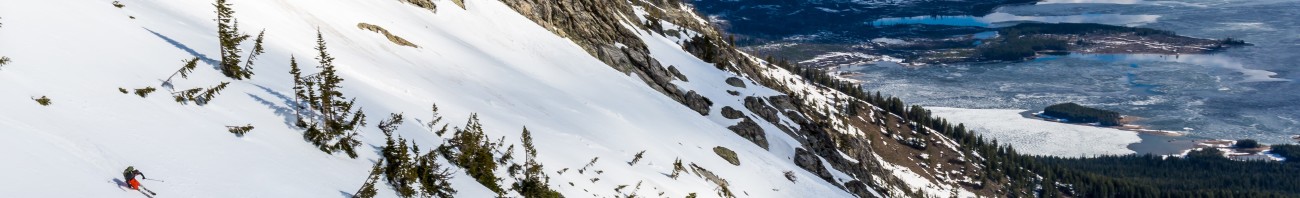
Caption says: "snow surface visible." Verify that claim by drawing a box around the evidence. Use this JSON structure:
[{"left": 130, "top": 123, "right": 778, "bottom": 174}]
[
  {"left": 927, "top": 107, "right": 1141, "bottom": 157},
  {"left": 0, "top": 0, "right": 853, "bottom": 197}
]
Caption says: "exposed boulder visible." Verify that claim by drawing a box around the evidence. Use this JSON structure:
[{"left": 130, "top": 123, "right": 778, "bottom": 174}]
[
  {"left": 743, "top": 97, "right": 781, "bottom": 124},
  {"left": 668, "top": 65, "right": 688, "bottom": 82},
  {"left": 728, "top": 118, "right": 768, "bottom": 149},
  {"left": 683, "top": 91, "right": 713, "bottom": 116},
  {"left": 725, "top": 77, "right": 746, "bottom": 88},
  {"left": 713, "top": 146, "right": 741, "bottom": 166},
  {"left": 843, "top": 180, "right": 880, "bottom": 198},
  {"left": 794, "top": 148, "right": 834, "bottom": 183},
  {"left": 721, "top": 106, "right": 745, "bottom": 119},
  {"left": 767, "top": 95, "right": 798, "bottom": 111}
]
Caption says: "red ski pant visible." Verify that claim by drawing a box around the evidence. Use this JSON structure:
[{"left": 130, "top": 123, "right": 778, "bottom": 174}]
[{"left": 128, "top": 179, "right": 141, "bottom": 190}]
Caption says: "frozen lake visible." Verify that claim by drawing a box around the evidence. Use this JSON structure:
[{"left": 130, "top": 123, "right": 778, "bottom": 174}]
[{"left": 852, "top": 0, "right": 1300, "bottom": 145}]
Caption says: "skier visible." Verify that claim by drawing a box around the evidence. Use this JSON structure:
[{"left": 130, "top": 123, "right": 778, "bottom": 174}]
[{"left": 122, "top": 166, "right": 156, "bottom": 197}]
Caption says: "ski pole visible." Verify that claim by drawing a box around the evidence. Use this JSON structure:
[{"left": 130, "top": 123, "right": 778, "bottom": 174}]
[{"left": 145, "top": 178, "right": 165, "bottom": 182}]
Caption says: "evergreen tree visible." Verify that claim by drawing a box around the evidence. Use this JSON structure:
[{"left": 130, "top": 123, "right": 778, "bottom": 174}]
[
  {"left": 511, "top": 127, "right": 561, "bottom": 198},
  {"left": 171, "top": 81, "right": 229, "bottom": 105},
  {"left": 414, "top": 106, "right": 458, "bottom": 197},
  {"left": 670, "top": 158, "right": 685, "bottom": 179},
  {"left": 214, "top": 0, "right": 264, "bottom": 80},
  {"left": 163, "top": 57, "right": 200, "bottom": 87},
  {"left": 414, "top": 149, "right": 457, "bottom": 198},
  {"left": 226, "top": 124, "right": 254, "bottom": 136},
  {"left": 297, "top": 30, "right": 367, "bottom": 158},
  {"left": 352, "top": 161, "right": 383, "bottom": 198},
  {"left": 426, "top": 103, "right": 450, "bottom": 136},
  {"left": 1234, "top": 139, "right": 1260, "bottom": 148},
  {"left": 441, "top": 113, "right": 504, "bottom": 194},
  {"left": 378, "top": 113, "right": 418, "bottom": 197},
  {"left": 289, "top": 56, "right": 308, "bottom": 128}
]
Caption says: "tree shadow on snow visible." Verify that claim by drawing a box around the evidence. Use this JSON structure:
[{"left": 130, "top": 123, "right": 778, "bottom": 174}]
[
  {"left": 248, "top": 85, "right": 305, "bottom": 129},
  {"left": 338, "top": 190, "right": 354, "bottom": 198},
  {"left": 144, "top": 28, "right": 219, "bottom": 67}
]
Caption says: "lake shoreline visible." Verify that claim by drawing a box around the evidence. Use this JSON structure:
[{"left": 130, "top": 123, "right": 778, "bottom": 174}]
[{"left": 1016, "top": 110, "right": 1195, "bottom": 155}]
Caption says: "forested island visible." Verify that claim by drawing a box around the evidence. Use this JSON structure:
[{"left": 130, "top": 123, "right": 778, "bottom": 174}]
[
  {"left": 976, "top": 23, "right": 1250, "bottom": 61},
  {"left": 1041, "top": 102, "right": 1124, "bottom": 126}
]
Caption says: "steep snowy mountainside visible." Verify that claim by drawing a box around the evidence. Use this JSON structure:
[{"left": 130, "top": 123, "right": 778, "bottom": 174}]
[
  {"left": 501, "top": 0, "right": 1005, "bottom": 197},
  {"left": 0, "top": 0, "right": 855, "bottom": 197}
]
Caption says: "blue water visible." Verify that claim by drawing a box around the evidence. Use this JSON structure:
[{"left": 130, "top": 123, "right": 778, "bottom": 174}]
[
  {"left": 871, "top": 15, "right": 987, "bottom": 27},
  {"left": 869, "top": 12, "right": 1161, "bottom": 28},
  {"left": 851, "top": 0, "right": 1300, "bottom": 144}
]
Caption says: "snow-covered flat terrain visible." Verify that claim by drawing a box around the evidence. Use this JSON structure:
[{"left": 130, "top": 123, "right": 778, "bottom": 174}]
[
  {"left": 927, "top": 107, "right": 1141, "bottom": 157},
  {"left": 0, "top": 0, "right": 853, "bottom": 197}
]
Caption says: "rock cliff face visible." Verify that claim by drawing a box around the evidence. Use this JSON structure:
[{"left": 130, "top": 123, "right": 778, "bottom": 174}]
[
  {"left": 502, "top": 0, "right": 998, "bottom": 197},
  {"left": 503, "top": 0, "right": 720, "bottom": 116}
]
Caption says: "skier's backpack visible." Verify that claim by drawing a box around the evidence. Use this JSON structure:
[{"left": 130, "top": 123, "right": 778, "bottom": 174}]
[{"left": 123, "top": 166, "right": 136, "bottom": 180}]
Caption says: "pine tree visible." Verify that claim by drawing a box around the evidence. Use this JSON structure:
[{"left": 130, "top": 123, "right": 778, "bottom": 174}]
[
  {"left": 214, "top": 0, "right": 263, "bottom": 80},
  {"left": 426, "top": 103, "right": 449, "bottom": 136},
  {"left": 377, "top": 113, "right": 418, "bottom": 198},
  {"left": 670, "top": 158, "right": 685, "bottom": 179},
  {"left": 414, "top": 146, "right": 457, "bottom": 198},
  {"left": 226, "top": 124, "right": 254, "bottom": 136},
  {"left": 442, "top": 113, "right": 503, "bottom": 194},
  {"left": 171, "top": 81, "right": 230, "bottom": 105},
  {"left": 289, "top": 56, "right": 308, "bottom": 128},
  {"left": 297, "top": 30, "right": 366, "bottom": 158},
  {"left": 163, "top": 57, "right": 201, "bottom": 88},
  {"left": 352, "top": 161, "right": 383, "bottom": 198},
  {"left": 511, "top": 127, "right": 561, "bottom": 198}
]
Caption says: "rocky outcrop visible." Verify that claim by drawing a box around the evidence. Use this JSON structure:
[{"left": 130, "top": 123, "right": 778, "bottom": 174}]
[
  {"left": 668, "top": 65, "right": 688, "bottom": 82},
  {"left": 504, "top": 0, "right": 977, "bottom": 196},
  {"left": 728, "top": 118, "right": 768, "bottom": 149},
  {"left": 683, "top": 91, "right": 712, "bottom": 116},
  {"left": 398, "top": 0, "right": 436, "bottom": 13},
  {"left": 844, "top": 180, "right": 880, "bottom": 198},
  {"left": 794, "top": 148, "right": 834, "bottom": 183},
  {"left": 743, "top": 97, "right": 780, "bottom": 124},
  {"left": 721, "top": 106, "right": 745, "bottom": 119},
  {"left": 725, "top": 77, "right": 746, "bottom": 88}
]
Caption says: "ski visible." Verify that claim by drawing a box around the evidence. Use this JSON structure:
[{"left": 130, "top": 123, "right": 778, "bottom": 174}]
[
  {"left": 140, "top": 187, "right": 157, "bottom": 197},
  {"left": 138, "top": 189, "right": 154, "bottom": 198}
]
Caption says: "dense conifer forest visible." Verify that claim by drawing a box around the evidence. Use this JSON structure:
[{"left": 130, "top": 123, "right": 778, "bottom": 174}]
[{"left": 1042, "top": 103, "right": 1123, "bottom": 126}]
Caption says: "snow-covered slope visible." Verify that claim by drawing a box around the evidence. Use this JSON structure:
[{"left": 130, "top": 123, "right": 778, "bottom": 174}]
[{"left": 0, "top": 0, "right": 854, "bottom": 197}]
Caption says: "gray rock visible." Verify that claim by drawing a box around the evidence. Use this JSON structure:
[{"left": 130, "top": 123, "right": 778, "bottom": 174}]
[
  {"left": 728, "top": 118, "right": 769, "bottom": 149},
  {"left": 794, "top": 148, "right": 833, "bottom": 182},
  {"left": 744, "top": 97, "right": 781, "bottom": 124},
  {"left": 683, "top": 91, "right": 712, "bottom": 116},
  {"left": 721, "top": 106, "right": 745, "bottom": 119},
  {"left": 767, "top": 95, "right": 798, "bottom": 111},
  {"left": 725, "top": 77, "right": 746, "bottom": 88},
  {"left": 667, "top": 65, "right": 688, "bottom": 82}
]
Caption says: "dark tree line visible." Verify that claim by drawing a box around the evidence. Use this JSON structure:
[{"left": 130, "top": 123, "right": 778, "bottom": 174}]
[
  {"left": 1000, "top": 23, "right": 1175, "bottom": 37},
  {"left": 1042, "top": 102, "right": 1123, "bottom": 126},
  {"left": 977, "top": 37, "right": 1067, "bottom": 61},
  {"left": 1271, "top": 144, "right": 1300, "bottom": 163}
]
